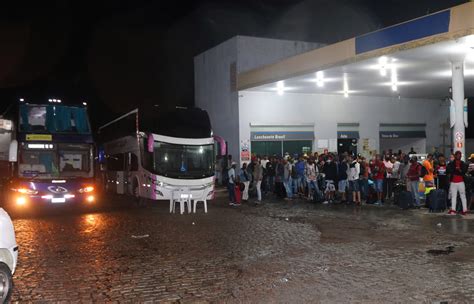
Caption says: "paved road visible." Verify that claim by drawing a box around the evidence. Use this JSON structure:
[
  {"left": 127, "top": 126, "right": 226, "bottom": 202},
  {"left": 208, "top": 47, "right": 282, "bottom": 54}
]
[{"left": 7, "top": 193, "right": 474, "bottom": 303}]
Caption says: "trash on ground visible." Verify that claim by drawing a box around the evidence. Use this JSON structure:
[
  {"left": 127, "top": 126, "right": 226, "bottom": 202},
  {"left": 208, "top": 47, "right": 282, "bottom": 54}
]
[{"left": 131, "top": 234, "right": 149, "bottom": 239}]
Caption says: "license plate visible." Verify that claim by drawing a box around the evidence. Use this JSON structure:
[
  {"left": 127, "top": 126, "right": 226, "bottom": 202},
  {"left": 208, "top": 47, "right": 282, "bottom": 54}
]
[
  {"left": 180, "top": 194, "right": 191, "bottom": 199},
  {"left": 52, "top": 197, "right": 66, "bottom": 203}
]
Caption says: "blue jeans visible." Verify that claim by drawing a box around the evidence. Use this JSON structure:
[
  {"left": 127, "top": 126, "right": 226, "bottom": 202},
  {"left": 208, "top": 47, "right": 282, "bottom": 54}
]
[
  {"left": 227, "top": 182, "right": 236, "bottom": 202},
  {"left": 284, "top": 178, "right": 293, "bottom": 198},
  {"left": 267, "top": 176, "right": 275, "bottom": 192},
  {"left": 374, "top": 179, "right": 384, "bottom": 193},
  {"left": 409, "top": 180, "right": 420, "bottom": 205},
  {"left": 292, "top": 177, "right": 299, "bottom": 194}
]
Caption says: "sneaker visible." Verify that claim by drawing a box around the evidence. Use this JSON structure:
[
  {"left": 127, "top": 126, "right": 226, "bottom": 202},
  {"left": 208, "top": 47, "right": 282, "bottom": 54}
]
[
  {"left": 229, "top": 202, "right": 234, "bottom": 206},
  {"left": 461, "top": 210, "right": 468, "bottom": 216},
  {"left": 448, "top": 209, "right": 457, "bottom": 215},
  {"left": 322, "top": 200, "right": 329, "bottom": 205},
  {"left": 234, "top": 203, "right": 242, "bottom": 207},
  {"left": 374, "top": 201, "right": 382, "bottom": 206}
]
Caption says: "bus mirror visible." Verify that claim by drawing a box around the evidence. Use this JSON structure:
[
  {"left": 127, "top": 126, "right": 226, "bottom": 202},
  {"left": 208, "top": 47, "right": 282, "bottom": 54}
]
[
  {"left": 147, "top": 134, "right": 154, "bottom": 153},
  {"left": 9, "top": 140, "right": 18, "bottom": 162}
]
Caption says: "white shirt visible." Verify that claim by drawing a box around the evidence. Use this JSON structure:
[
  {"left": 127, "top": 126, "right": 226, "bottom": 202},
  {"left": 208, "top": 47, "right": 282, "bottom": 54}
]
[{"left": 228, "top": 168, "right": 235, "bottom": 184}]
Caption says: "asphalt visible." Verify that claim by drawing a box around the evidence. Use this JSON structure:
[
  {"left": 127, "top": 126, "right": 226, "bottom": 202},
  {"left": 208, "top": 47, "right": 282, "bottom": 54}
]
[{"left": 6, "top": 191, "right": 474, "bottom": 303}]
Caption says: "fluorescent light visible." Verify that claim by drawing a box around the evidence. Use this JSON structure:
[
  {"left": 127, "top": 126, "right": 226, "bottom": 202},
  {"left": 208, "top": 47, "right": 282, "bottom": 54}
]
[
  {"left": 316, "top": 71, "right": 324, "bottom": 87},
  {"left": 19, "top": 98, "right": 24, "bottom": 102},
  {"left": 276, "top": 80, "right": 285, "bottom": 95},
  {"left": 392, "top": 84, "right": 398, "bottom": 91},
  {"left": 28, "top": 144, "right": 45, "bottom": 149},
  {"left": 82, "top": 102, "right": 87, "bottom": 106},
  {"left": 379, "top": 56, "right": 389, "bottom": 77}
]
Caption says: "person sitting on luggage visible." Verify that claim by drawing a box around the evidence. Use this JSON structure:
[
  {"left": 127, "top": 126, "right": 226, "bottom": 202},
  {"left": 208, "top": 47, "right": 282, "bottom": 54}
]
[{"left": 446, "top": 151, "right": 468, "bottom": 215}]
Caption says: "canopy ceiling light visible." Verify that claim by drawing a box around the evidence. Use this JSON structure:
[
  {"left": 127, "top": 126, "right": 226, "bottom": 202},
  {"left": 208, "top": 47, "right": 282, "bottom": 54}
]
[
  {"left": 343, "top": 74, "right": 349, "bottom": 98},
  {"left": 316, "top": 71, "right": 324, "bottom": 87},
  {"left": 276, "top": 80, "right": 285, "bottom": 96}
]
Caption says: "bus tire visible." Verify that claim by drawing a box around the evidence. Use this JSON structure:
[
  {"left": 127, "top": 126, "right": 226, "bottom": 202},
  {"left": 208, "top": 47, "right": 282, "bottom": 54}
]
[{"left": 0, "top": 262, "right": 13, "bottom": 303}]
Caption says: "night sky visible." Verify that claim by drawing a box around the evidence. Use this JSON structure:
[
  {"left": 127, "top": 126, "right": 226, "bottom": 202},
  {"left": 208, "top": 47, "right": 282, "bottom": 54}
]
[{"left": 0, "top": 0, "right": 468, "bottom": 129}]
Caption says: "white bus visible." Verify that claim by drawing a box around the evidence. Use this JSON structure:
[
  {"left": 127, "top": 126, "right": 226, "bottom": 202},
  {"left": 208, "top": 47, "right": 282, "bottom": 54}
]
[{"left": 98, "top": 107, "right": 215, "bottom": 204}]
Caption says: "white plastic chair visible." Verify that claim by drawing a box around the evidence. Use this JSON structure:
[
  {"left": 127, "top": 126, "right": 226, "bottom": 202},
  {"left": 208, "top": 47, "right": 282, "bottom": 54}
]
[
  {"left": 193, "top": 199, "right": 207, "bottom": 213},
  {"left": 170, "top": 189, "right": 192, "bottom": 215}
]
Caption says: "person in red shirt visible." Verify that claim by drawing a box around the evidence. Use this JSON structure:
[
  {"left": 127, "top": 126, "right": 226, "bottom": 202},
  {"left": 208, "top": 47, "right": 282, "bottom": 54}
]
[
  {"left": 370, "top": 154, "right": 385, "bottom": 205},
  {"left": 406, "top": 156, "right": 422, "bottom": 206},
  {"left": 446, "top": 151, "right": 468, "bottom": 215}
]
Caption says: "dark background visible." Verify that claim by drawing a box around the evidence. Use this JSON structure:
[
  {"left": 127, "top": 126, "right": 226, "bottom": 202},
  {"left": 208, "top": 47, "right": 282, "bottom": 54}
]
[{"left": 0, "top": 0, "right": 469, "bottom": 129}]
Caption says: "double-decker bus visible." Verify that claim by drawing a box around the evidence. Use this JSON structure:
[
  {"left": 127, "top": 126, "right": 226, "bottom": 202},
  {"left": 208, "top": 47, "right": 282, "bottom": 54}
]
[
  {"left": 1, "top": 99, "right": 96, "bottom": 209},
  {"left": 98, "top": 106, "right": 215, "bottom": 204}
]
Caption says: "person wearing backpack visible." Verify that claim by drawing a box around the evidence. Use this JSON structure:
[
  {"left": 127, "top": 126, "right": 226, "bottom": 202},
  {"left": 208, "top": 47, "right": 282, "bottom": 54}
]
[{"left": 407, "top": 156, "right": 422, "bottom": 207}]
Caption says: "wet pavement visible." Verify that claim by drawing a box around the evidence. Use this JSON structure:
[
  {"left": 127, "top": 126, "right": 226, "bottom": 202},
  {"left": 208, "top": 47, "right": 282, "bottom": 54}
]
[{"left": 6, "top": 192, "right": 474, "bottom": 303}]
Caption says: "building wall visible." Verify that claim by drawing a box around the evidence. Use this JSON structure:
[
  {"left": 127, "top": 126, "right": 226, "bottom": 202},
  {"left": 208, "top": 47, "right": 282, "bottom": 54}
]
[
  {"left": 238, "top": 90, "right": 449, "bottom": 162},
  {"left": 194, "top": 36, "right": 322, "bottom": 160}
]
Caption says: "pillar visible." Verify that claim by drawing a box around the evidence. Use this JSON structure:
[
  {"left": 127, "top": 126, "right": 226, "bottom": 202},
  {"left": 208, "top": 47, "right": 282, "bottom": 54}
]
[{"left": 452, "top": 61, "right": 465, "bottom": 159}]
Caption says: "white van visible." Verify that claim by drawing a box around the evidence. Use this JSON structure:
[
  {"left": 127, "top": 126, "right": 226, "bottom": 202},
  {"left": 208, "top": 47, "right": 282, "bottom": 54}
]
[{"left": 0, "top": 208, "right": 18, "bottom": 302}]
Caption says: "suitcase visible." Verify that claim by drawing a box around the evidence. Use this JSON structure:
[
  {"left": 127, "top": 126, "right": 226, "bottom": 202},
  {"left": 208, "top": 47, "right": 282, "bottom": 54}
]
[
  {"left": 234, "top": 185, "right": 242, "bottom": 204},
  {"left": 428, "top": 189, "right": 447, "bottom": 212},
  {"left": 399, "top": 191, "right": 414, "bottom": 210}
]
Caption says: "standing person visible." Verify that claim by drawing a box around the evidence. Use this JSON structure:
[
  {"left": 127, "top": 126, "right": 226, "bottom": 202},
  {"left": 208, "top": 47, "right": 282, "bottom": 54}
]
[
  {"left": 337, "top": 155, "right": 349, "bottom": 203},
  {"left": 408, "top": 147, "right": 417, "bottom": 155},
  {"left": 359, "top": 156, "right": 369, "bottom": 202},
  {"left": 383, "top": 155, "right": 394, "bottom": 200},
  {"left": 227, "top": 162, "right": 237, "bottom": 206},
  {"left": 266, "top": 157, "right": 276, "bottom": 194},
  {"left": 305, "top": 158, "right": 318, "bottom": 200},
  {"left": 260, "top": 156, "right": 269, "bottom": 194},
  {"left": 436, "top": 155, "right": 448, "bottom": 192},
  {"left": 275, "top": 158, "right": 285, "bottom": 198},
  {"left": 290, "top": 159, "right": 299, "bottom": 197},
  {"left": 253, "top": 158, "right": 263, "bottom": 204},
  {"left": 283, "top": 159, "right": 293, "bottom": 200},
  {"left": 406, "top": 156, "right": 422, "bottom": 207},
  {"left": 296, "top": 156, "right": 306, "bottom": 196},
  {"left": 447, "top": 151, "right": 468, "bottom": 215},
  {"left": 323, "top": 155, "right": 338, "bottom": 204},
  {"left": 371, "top": 154, "right": 386, "bottom": 206},
  {"left": 422, "top": 154, "right": 435, "bottom": 188},
  {"left": 348, "top": 155, "right": 361, "bottom": 205},
  {"left": 239, "top": 162, "right": 251, "bottom": 202}
]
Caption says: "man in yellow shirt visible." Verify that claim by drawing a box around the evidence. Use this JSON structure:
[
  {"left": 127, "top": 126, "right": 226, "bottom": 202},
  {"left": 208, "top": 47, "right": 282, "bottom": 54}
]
[{"left": 422, "top": 154, "right": 435, "bottom": 187}]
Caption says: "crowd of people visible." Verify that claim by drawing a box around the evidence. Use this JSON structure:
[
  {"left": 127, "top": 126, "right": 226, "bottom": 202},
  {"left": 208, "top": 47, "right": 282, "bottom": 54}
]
[{"left": 216, "top": 148, "right": 474, "bottom": 216}]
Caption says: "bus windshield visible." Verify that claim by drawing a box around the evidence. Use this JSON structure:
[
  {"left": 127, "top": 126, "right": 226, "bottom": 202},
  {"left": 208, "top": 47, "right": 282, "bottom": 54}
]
[
  {"left": 18, "top": 143, "right": 93, "bottom": 179},
  {"left": 152, "top": 141, "right": 214, "bottom": 179},
  {"left": 19, "top": 104, "right": 90, "bottom": 134}
]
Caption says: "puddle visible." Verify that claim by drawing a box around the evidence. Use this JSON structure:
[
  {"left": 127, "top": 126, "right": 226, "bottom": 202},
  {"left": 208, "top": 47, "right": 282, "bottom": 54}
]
[{"left": 427, "top": 246, "right": 455, "bottom": 256}]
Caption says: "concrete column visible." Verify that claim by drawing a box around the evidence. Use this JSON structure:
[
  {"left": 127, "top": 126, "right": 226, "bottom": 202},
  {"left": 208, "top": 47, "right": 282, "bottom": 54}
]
[{"left": 452, "top": 61, "right": 465, "bottom": 159}]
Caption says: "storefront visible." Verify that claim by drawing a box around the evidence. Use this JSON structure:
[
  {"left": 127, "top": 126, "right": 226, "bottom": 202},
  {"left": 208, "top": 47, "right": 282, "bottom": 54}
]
[
  {"left": 249, "top": 125, "right": 314, "bottom": 158},
  {"left": 337, "top": 123, "right": 359, "bottom": 155},
  {"left": 379, "top": 124, "right": 427, "bottom": 154}
]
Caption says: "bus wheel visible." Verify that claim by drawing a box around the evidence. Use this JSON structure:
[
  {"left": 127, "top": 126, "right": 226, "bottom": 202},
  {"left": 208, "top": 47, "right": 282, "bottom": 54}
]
[{"left": 0, "top": 262, "right": 13, "bottom": 303}]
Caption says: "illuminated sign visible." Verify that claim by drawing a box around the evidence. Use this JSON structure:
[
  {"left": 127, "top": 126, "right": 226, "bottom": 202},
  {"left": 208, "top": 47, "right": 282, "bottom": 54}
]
[{"left": 26, "top": 134, "right": 53, "bottom": 141}]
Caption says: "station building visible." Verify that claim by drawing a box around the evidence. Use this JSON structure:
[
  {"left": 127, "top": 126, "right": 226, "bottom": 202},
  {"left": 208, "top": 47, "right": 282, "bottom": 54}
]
[{"left": 195, "top": 2, "right": 474, "bottom": 164}]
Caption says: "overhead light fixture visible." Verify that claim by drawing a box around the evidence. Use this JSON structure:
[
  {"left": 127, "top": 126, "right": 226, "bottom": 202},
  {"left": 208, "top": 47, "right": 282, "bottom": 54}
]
[
  {"left": 276, "top": 80, "right": 285, "bottom": 96},
  {"left": 316, "top": 71, "right": 324, "bottom": 87},
  {"left": 379, "top": 56, "right": 388, "bottom": 76},
  {"left": 343, "top": 74, "right": 349, "bottom": 98},
  {"left": 48, "top": 99, "right": 53, "bottom": 102},
  {"left": 19, "top": 98, "right": 24, "bottom": 102},
  {"left": 82, "top": 102, "right": 87, "bottom": 106}
]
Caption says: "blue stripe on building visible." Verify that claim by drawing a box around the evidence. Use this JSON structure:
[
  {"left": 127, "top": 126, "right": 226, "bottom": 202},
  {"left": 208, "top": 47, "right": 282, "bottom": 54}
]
[{"left": 355, "top": 10, "right": 450, "bottom": 54}]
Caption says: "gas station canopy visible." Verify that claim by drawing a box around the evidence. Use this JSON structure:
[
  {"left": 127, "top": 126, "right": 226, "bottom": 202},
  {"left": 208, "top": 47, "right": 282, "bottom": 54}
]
[{"left": 237, "top": 2, "right": 474, "bottom": 100}]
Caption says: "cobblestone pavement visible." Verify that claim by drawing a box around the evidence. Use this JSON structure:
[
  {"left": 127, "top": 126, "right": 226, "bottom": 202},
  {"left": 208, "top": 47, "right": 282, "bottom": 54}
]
[{"left": 7, "top": 192, "right": 474, "bottom": 303}]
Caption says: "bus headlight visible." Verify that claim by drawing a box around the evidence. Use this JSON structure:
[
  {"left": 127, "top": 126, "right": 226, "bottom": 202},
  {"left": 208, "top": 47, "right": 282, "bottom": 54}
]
[
  {"left": 78, "top": 186, "right": 94, "bottom": 193},
  {"left": 12, "top": 188, "right": 38, "bottom": 195},
  {"left": 16, "top": 196, "right": 27, "bottom": 206}
]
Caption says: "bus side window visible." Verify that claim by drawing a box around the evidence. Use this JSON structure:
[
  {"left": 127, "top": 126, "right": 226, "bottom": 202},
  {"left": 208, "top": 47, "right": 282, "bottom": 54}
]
[
  {"left": 130, "top": 153, "right": 138, "bottom": 171},
  {"left": 107, "top": 154, "right": 125, "bottom": 171}
]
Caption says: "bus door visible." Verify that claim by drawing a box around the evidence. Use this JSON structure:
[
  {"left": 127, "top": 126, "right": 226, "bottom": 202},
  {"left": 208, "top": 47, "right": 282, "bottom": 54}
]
[{"left": 107, "top": 153, "right": 126, "bottom": 194}]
